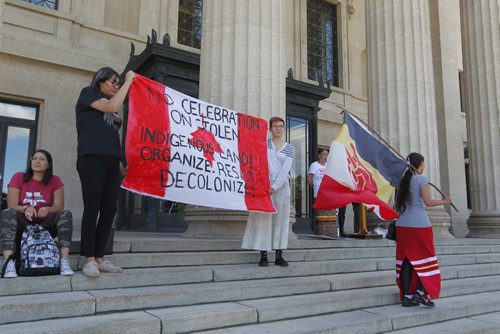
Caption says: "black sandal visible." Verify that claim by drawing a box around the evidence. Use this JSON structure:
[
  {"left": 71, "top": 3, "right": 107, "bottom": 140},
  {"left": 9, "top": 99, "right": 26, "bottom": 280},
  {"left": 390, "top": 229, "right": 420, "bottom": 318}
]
[
  {"left": 259, "top": 251, "right": 268, "bottom": 267},
  {"left": 402, "top": 296, "right": 420, "bottom": 307},
  {"left": 414, "top": 293, "right": 435, "bottom": 307}
]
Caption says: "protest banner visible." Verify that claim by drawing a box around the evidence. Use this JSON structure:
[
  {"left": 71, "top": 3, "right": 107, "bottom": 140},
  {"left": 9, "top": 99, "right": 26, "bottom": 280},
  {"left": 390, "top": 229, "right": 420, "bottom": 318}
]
[{"left": 122, "top": 74, "right": 275, "bottom": 213}]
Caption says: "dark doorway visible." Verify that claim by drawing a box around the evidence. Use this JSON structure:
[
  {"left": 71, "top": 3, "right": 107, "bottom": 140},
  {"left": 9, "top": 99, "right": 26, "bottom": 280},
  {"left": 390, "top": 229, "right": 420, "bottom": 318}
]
[
  {"left": 116, "top": 34, "right": 199, "bottom": 232},
  {"left": 286, "top": 73, "right": 331, "bottom": 234}
]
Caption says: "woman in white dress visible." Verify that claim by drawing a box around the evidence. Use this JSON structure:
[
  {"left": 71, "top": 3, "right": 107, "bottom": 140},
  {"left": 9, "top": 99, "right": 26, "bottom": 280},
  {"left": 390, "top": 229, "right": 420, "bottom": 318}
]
[{"left": 241, "top": 117, "right": 295, "bottom": 266}]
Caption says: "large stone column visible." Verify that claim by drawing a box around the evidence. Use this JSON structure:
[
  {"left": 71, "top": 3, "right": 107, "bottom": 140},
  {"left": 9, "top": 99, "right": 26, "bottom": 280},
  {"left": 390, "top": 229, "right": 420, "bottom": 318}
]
[
  {"left": 460, "top": 0, "right": 500, "bottom": 237},
  {"left": 429, "top": 0, "right": 470, "bottom": 237},
  {"left": 199, "top": 0, "right": 285, "bottom": 119},
  {"left": 366, "top": 0, "right": 453, "bottom": 238},
  {"left": 184, "top": 0, "right": 290, "bottom": 239}
]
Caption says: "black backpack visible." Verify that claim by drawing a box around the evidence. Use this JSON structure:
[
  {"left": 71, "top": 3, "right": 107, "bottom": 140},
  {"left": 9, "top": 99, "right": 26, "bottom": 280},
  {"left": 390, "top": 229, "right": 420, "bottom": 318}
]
[{"left": 11, "top": 224, "right": 60, "bottom": 276}]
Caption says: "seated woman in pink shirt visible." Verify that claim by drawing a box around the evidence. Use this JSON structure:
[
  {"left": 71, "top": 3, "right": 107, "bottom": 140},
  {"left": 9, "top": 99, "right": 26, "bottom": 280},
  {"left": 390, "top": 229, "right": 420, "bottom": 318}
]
[{"left": 0, "top": 149, "right": 73, "bottom": 278}]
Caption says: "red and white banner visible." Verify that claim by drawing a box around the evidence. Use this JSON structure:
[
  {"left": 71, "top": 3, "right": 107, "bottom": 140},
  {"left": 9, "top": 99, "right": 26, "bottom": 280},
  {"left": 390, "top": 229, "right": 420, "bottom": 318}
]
[{"left": 122, "top": 74, "right": 275, "bottom": 213}]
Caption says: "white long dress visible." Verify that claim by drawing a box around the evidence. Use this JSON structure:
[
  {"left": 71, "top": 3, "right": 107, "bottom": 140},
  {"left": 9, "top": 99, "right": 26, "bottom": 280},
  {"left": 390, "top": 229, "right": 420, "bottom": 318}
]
[{"left": 241, "top": 138, "right": 295, "bottom": 251}]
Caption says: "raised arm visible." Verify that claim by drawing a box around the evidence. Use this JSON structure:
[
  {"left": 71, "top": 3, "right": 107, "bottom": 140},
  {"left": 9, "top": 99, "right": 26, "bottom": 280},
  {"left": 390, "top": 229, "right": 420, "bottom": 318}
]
[{"left": 90, "top": 71, "right": 135, "bottom": 113}]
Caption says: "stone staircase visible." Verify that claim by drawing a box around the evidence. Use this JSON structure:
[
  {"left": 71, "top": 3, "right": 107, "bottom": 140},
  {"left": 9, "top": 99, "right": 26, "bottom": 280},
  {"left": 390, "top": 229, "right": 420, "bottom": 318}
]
[{"left": 1, "top": 233, "right": 500, "bottom": 333}]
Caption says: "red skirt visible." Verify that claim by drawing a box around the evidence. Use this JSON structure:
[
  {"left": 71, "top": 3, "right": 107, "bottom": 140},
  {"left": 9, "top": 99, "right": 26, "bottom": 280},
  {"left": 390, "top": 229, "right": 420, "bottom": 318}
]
[{"left": 395, "top": 226, "right": 441, "bottom": 299}]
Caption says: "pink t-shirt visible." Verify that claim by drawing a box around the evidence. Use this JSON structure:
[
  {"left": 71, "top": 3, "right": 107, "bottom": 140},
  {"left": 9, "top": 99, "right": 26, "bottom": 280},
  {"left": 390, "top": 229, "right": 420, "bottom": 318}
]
[{"left": 8, "top": 172, "right": 64, "bottom": 222}]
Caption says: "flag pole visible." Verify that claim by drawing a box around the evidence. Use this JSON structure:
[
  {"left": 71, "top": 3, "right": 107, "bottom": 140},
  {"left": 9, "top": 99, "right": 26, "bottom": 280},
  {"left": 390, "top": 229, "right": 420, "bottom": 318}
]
[
  {"left": 360, "top": 204, "right": 367, "bottom": 234},
  {"left": 339, "top": 108, "right": 459, "bottom": 213}
]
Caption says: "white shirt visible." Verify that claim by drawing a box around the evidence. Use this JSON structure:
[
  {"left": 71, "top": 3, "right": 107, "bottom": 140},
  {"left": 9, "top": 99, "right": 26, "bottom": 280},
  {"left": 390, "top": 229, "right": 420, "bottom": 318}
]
[
  {"left": 267, "top": 139, "right": 295, "bottom": 191},
  {"left": 308, "top": 161, "right": 326, "bottom": 198}
]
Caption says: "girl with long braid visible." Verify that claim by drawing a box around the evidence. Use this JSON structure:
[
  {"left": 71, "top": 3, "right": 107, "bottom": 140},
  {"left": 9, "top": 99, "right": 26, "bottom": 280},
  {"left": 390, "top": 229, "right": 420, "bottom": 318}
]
[{"left": 395, "top": 152, "right": 452, "bottom": 307}]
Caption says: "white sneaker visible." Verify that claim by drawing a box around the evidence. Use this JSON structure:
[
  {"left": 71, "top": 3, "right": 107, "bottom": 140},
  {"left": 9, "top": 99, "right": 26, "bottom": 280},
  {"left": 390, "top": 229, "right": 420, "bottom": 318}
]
[
  {"left": 82, "top": 260, "right": 100, "bottom": 277},
  {"left": 3, "top": 260, "right": 17, "bottom": 278},
  {"left": 97, "top": 260, "right": 123, "bottom": 273},
  {"left": 60, "top": 257, "right": 74, "bottom": 276}
]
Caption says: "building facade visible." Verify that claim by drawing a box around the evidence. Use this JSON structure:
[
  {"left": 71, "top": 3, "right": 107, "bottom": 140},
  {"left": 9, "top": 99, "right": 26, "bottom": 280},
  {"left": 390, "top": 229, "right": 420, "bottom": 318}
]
[{"left": 0, "top": 0, "right": 498, "bottom": 238}]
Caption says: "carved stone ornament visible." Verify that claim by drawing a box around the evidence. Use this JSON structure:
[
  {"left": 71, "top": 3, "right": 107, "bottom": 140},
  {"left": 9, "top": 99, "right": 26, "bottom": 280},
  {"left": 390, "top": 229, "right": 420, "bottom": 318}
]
[
  {"left": 151, "top": 29, "right": 158, "bottom": 44},
  {"left": 347, "top": 0, "right": 355, "bottom": 20},
  {"left": 163, "top": 33, "right": 171, "bottom": 47},
  {"left": 129, "top": 42, "right": 135, "bottom": 57}
]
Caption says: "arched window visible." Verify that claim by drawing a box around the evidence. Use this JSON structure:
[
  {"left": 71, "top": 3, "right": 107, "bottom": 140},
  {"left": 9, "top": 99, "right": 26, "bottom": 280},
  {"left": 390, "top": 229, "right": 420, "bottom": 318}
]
[
  {"left": 177, "top": 0, "right": 203, "bottom": 49},
  {"left": 307, "top": 0, "right": 339, "bottom": 87}
]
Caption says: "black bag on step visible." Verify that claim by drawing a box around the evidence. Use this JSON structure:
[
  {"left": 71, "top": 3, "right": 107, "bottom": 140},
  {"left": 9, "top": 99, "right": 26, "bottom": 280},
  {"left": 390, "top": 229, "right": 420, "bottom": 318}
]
[
  {"left": 386, "top": 221, "right": 397, "bottom": 241},
  {"left": 17, "top": 224, "right": 60, "bottom": 276}
]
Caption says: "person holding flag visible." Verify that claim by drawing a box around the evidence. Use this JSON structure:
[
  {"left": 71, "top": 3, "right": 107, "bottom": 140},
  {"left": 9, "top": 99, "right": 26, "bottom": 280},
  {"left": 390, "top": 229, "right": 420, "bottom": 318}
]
[
  {"left": 395, "top": 152, "right": 452, "bottom": 307},
  {"left": 75, "top": 67, "right": 135, "bottom": 277},
  {"left": 241, "top": 117, "right": 295, "bottom": 267}
]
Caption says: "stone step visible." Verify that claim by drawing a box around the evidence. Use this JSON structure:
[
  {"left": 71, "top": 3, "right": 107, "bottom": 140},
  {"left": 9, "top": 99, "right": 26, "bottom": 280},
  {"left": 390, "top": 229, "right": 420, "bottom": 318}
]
[
  {"left": 54, "top": 273, "right": 500, "bottom": 317},
  {"left": 69, "top": 234, "right": 500, "bottom": 254},
  {"left": 0, "top": 275, "right": 72, "bottom": 297},
  {"left": 2, "top": 257, "right": 500, "bottom": 298},
  {"left": 197, "top": 291, "right": 500, "bottom": 334},
  {"left": 239, "top": 285, "right": 399, "bottom": 323},
  {"left": 367, "top": 291, "right": 500, "bottom": 332},
  {"left": 3, "top": 287, "right": 500, "bottom": 334},
  {"left": 438, "top": 253, "right": 500, "bottom": 267},
  {"left": 0, "top": 236, "right": 498, "bottom": 332},
  {"left": 72, "top": 248, "right": 395, "bottom": 269},
  {"left": 100, "top": 237, "right": 395, "bottom": 253},
  {"left": 277, "top": 262, "right": 500, "bottom": 292},
  {"left": 146, "top": 302, "right": 258, "bottom": 334},
  {"left": 444, "top": 262, "right": 500, "bottom": 279},
  {"left": 435, "top": 244, "right": 500, "bottom": 255},
  {"left": 68, "top": 248, "right": 500, "bottom": 270},
  {"left": 436, "top": 238, "right": 500, "bottom": 246},
  {"left": 0, "top": 302, "right": 259, "bottom": 334},
  {"left": 0, "top": 311, "right": 161, "bottom": 334},
  {"left": 0, "top": 291, "right": 95, "bottom": 325},
  {"left": 222, "top": 274, "right": 500, "bottom": 324},
  {"left": 0, "top": 276, "right": 331, "bottom": 324},
  {"left": 90, "top": 275, "right": 332, "bottom": 313},
  {"left": 212, "top": 258, "right": 381, "bottom": 281},
  {"left": 390, "top": 311, "right": 500, "bottom": 333}
]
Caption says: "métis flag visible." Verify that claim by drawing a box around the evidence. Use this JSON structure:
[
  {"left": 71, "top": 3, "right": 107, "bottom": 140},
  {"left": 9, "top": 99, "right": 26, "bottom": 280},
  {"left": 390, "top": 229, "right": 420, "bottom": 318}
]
[{"left": 313, "top": 111, "right": 407, "bottom": 220}]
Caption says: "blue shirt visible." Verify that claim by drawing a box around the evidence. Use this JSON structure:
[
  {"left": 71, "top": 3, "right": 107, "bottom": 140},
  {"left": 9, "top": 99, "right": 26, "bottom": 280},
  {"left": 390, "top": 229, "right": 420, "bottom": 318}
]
[{"left": 396, "top": 174, "right": 431, "bottom": 228}]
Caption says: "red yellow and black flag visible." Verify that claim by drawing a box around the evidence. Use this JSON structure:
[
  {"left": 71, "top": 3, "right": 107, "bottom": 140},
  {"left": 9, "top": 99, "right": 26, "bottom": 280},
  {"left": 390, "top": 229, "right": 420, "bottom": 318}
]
[{"left": 313, "top": 111, "right": 408, "bottom": 220}]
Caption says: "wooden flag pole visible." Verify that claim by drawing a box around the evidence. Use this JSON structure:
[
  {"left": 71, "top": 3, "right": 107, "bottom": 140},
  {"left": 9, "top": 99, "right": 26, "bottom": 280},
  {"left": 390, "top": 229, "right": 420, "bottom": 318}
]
[
  {"left": 360, "top": 204, "right": 367, "bottom": 234},
  {"left": 349, "top": 204, "right": 382, "bottom": 239},
  {"left": 339, "top": 108, "right": 459, "bottom": 213}
]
